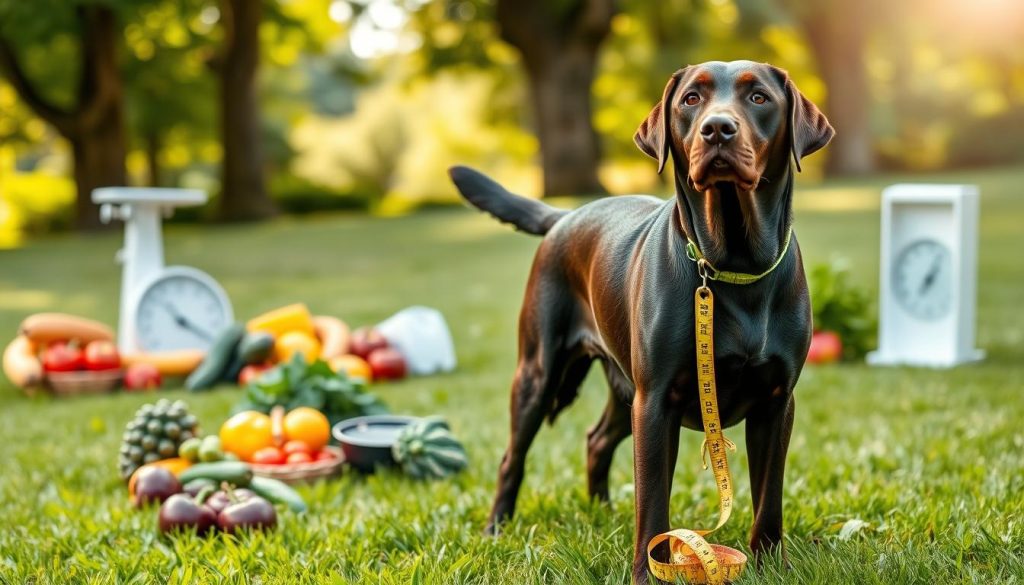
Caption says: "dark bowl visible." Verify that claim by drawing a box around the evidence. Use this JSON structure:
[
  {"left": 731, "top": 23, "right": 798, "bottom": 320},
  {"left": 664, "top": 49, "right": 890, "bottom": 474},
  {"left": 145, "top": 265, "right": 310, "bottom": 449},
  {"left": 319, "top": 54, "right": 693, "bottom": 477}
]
[{"left": 331, "top": 415, "right": 419, "bottom": 473}]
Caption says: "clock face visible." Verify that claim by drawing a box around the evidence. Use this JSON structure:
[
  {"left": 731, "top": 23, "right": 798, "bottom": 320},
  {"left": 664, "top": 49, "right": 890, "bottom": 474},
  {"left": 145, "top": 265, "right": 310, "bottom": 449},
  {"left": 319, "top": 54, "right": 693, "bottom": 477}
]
[
  {"left": 135, "top": 273, "right": 231, "bottom": 351},
  {"left": 892, "top": 238, "right": 953, "bottom": 321}
]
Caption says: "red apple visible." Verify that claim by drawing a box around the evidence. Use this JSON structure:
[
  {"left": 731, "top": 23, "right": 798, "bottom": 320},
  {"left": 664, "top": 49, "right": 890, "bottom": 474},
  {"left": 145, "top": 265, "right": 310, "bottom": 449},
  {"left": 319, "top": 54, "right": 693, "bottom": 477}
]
[
  {"left": 42, "top": 341, "right": 84, "bottom": 372},
  {"left": 124, "top": 363, "right": 162, "bottom": 390},
  {"left": 349, "top": 327, "right": 388, "bottom": 359},
  {"left": 366, "top": 347, "right": 406, "bottom": 380},
  {"left": 83, "top": 340, "right": 121, "bottom": 371},
  {"left": 806, "top": 331, "right": 842, "bottom": 364},
  {"left": 238, "top": 363, "right": 272, "bottom": 386}
]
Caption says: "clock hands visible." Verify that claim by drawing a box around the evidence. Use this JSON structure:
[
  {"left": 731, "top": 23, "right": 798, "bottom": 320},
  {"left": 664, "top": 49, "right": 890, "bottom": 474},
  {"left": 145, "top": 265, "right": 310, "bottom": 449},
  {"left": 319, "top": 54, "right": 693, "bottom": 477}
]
[
  {"left": 918, "top": 252, "right": 943, "bottom": 296},
  {"left": 159, "top": 302, "right": 214, "bottom": 342}
]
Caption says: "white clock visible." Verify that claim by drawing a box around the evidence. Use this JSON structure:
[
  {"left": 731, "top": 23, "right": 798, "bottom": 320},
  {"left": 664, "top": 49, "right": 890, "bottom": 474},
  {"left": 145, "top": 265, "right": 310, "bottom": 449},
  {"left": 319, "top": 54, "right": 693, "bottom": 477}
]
[
  {"left": 868, "top": 184, "right": 984, "bottom": 367},
  {"left": 92, "top": 188, "right": 234, "bottom": 353}
]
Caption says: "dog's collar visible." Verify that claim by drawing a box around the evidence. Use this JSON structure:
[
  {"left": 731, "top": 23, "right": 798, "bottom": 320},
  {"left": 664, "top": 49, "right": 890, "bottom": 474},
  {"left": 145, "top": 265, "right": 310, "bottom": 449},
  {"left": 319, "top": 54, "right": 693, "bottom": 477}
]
[{"left": 685, "top": 227, "right": 793, "bottom": 285}]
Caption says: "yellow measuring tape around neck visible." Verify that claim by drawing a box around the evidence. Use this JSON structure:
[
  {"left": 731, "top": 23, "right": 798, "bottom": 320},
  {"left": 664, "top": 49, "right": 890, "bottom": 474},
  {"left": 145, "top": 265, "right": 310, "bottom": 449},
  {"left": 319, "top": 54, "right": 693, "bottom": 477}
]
[{"left": 647, "top": 266, "right": 748, "bottom": 584}]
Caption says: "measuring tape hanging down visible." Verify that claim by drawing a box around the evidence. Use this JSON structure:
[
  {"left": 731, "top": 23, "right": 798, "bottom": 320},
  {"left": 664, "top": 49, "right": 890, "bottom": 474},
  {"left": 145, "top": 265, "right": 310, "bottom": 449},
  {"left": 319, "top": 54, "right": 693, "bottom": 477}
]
[{"left": 647, "top": 259, "right": 748, "bottom": 585}]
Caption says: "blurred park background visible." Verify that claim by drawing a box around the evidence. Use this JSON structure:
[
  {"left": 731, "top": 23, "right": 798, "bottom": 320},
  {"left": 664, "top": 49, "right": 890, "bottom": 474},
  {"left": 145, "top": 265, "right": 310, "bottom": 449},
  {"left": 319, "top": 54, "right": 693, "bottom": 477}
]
[{"left": 1, "top": 0, "right": 1023, "bottom": 245}]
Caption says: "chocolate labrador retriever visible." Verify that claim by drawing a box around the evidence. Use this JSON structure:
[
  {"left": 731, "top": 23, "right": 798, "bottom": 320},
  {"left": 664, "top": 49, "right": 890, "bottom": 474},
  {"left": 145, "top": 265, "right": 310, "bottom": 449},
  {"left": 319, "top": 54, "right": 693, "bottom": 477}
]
[{"left": 449, "top": 60, "right": 833, "bottom": 583}]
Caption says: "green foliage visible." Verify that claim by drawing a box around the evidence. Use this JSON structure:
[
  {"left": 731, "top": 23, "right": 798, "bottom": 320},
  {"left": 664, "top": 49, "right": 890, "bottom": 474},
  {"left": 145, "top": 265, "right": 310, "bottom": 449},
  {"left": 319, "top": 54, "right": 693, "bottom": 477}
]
[
  {"left": 809, "top": 259, "right": 876, "bottom": 360},
  {"left": 234, "top": 355, "right": 388, "bottom": 427}
]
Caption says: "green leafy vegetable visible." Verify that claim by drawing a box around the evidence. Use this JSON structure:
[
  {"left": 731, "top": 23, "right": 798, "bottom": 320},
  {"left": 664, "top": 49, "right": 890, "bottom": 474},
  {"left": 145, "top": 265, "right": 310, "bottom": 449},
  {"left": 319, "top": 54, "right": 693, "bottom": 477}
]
[
  {"left": 809, "top": 259, "right": 876, "bottom": 360},
  {"left": 232, "top": 354, "right": 388, "bottom": 426}
]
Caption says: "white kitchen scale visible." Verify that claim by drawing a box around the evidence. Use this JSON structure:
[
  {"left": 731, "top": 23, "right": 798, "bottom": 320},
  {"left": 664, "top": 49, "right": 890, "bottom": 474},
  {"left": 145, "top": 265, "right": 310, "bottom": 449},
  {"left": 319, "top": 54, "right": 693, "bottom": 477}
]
[
  {"left": 92, "top": 188, "right": 234, "bottom": 353},
  {"left": 867, "top": 184, "right": 984, "bottom": 368}
]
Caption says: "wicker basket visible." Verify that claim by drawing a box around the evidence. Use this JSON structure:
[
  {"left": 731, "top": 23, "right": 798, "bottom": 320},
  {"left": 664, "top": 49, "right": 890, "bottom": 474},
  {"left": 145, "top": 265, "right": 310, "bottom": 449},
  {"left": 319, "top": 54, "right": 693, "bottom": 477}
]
[
  {"left": 250, "top": 445, "right": 345, "bottom": 484},
  {"left": 47, "top": 369, "right": 122, "bottom": 397}
]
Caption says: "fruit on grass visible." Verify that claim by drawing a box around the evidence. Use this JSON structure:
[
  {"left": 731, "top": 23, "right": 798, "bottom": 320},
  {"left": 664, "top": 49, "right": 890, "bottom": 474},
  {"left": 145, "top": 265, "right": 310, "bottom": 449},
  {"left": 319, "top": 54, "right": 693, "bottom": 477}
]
[
  {"left": 83, "top": 340, "right": 120, "bottom": 371},
  {"left": 349, "top": 327, "right": 388, "bottom": 359},
  {"left": 807, "top": 330, "right": 843, "bottom": 364},
  {"left": 124, "top": 363, "right": 162, "bottom": 390},
  {"left": 274, "top": 331, "right": 321, "bottom": 364},
  {"left": 392, "top": 417, "right": 468, "bottom": 480},
  {"left": 186, "top": 323, "right": 245, "bottom": 392},
  {"left": 282, "top": 407, "right": 330, "bottom": 451},
  {"left": 133, "top": 466, "right": 182, "bottom": 507},
  {"left": 128, "top": 458, "right": 192, "bottom": 500},
  {"left": 42, "top": 341, "right": 84, "bottom": 372},
  {"left": 2, "top": 335, "right": 42, "bottom": 389},
  {"left": 159, "top": 493, "right": 217, "bottom": 535},
  {"left": 238, "top": 363, "right": 272, "bottom": 386},
  {"left": 282, "top": 440, "right": 312, "bottom": 457},
  {"left": 217, "top": 495, "right": 277, "bottom": 533},
  {"left": 312, "top": 315, "right": 350, "bottom": 360},
  {"left": 204, "top": 488, "right": 256, "bottom": 514},
  {"left": 199, "top": 436, "right": 225, "bottom": 462},
  {"left": 19, "top": 313, "right": 113, "bottom": 345},
  {"left": 251, "top": 446, "right": 286, "bottom": 465},
  {"left": 247, "top": 303, "right": 315, "bottom": 338},
  {"left": 328, "top": 354, "right": 372, "bottom": 382},
  {"left": 367, "top": 347, "right": 407, "bottom": 381},
  {"left": 119, "top": 399, "right": 199, "bottom": 480},
  {"left": 121, "top": 349, "right": 205, "bottom": 377},
  {"left": 219, "top": 411, "right": 273, "bottom": 461}
]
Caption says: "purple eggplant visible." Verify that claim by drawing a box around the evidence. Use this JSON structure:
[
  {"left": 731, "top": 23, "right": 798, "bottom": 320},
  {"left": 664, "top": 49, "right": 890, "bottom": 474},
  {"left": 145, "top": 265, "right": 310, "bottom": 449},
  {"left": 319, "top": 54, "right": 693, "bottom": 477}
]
[
  {"left": 158, "top": 494, "right": 218, "bottom": 535},
  {"left": 133, "top": 467, "right": 182, "bottom": 508},
  {"left": 217, "top": 496, "right": 277, "bottom": 533},
  {"left": 204, "top": 488, "right": 255, "bottom": 515}
]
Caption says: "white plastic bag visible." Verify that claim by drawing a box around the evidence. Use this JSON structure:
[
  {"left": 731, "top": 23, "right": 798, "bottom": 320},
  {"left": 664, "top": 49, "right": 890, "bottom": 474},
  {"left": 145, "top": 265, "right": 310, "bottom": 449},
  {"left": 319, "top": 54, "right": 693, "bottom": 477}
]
[{"left": 376, "top": 306, "right": 457, "bottom": 375}]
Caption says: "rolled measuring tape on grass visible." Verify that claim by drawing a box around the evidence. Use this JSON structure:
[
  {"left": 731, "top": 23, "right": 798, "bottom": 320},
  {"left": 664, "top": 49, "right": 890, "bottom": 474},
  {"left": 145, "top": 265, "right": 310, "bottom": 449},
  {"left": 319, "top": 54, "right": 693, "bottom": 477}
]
[{"left": 647, "top": 267, "right": 748, "bottom": 585}]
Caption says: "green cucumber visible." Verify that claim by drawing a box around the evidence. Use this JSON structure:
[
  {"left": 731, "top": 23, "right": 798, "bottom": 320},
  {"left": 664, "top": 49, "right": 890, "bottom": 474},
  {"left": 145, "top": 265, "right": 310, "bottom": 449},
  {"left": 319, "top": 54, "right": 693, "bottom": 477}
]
[
  {"left": 238, "top": 331, "right": 275, "bottom": 365},
  {"left": 186, "top": 323, "right": 245, "bottom": 391},
  {"left": 178, "top": 461, "right": 253, "bottom": 486},
  {"left": 250, "top": 476, "right": 308, "bottom": 513}
]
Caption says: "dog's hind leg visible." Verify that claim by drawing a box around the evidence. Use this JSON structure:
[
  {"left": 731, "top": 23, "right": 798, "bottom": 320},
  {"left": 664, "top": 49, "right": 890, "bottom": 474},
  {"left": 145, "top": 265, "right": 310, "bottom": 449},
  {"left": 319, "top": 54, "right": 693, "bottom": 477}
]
[
  {"left": 586, "top": 360, "right": 633, "bottom": 501},
  {"left": 486, "top": 352, "right": 590, "bottom": 534}
]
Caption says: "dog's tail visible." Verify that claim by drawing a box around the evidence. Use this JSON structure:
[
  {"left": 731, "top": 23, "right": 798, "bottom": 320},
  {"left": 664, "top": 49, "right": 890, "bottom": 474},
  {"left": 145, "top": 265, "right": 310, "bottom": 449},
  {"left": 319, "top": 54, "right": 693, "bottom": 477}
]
[{"left": 448, "top": 165, "right": 568, "bottom": 236}]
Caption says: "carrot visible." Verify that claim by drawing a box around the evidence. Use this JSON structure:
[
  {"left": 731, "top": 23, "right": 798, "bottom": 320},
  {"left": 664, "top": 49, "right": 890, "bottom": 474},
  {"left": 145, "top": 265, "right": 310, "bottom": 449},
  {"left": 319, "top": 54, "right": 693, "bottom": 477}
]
[{"left": 122, "top": 349, "right": 206, "bottom": 377}]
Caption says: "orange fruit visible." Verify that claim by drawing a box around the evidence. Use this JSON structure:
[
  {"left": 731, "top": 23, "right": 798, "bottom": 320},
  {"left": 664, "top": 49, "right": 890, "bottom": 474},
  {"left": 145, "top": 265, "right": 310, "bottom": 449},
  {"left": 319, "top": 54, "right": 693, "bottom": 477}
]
[
  {"left": 275, "top": 331, "right": 321, "bottom": 364},
  {"left": 329, "top": 354, "right": 372, "bottom": 382},
  {"left": 283, "top": 407, "right": 331, "bottom": 451},
  {"left": 219, "top": 411, "right": 274, "bottom": 461}
]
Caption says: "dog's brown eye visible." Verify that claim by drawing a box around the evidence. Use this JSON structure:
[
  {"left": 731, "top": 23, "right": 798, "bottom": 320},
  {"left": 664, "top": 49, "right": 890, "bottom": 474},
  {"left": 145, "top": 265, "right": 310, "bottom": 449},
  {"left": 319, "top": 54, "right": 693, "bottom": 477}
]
[
  {"left": 683, "top": 93, "right": 701, "bottom": 106},
  {"left": 750, "top": 92, "right": 768, "bottom": 105}
]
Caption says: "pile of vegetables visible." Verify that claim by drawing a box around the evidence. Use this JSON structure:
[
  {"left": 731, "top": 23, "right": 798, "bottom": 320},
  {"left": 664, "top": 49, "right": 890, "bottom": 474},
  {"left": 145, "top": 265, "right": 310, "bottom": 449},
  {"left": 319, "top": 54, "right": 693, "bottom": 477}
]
[
  {"left": 232, "top": 354, "right": 388, "bottom": 427},
  {"left": 219, "top": 406, "right": 339, "bottom": 465}
]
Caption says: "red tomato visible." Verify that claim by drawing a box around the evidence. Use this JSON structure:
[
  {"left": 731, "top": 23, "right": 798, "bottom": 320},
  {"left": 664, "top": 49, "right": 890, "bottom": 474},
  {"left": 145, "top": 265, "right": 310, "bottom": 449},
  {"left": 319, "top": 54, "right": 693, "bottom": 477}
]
[
  {"left": 806, "top": 330, "right": 843, "bottom": 365},
  {"left": 367, "top": 347, "right": 407, "bottom": 381},
  {"left": 124, "top": 363, "right": 162, "bottom": 390},
  {"left": 83, "top": 340, "right": 121, "bottom": 371},
  {"left": 286, "top": 452, "right": 313, "bottom": 465},
  {"left": 282, "top": 440, "right": 312, "bottom": 456},
  {"left": 42, "top": 342, "right": 84, "bottom": 372},
  {"left": 251, "top": 447, "right": 286, "bottom": 465},
  {"left": 349, "top": 327, "right": 388, "bottom": 359},
  {"left": 314, "top": 450, "right": 336, "bottom": 462},
  {"left": 238, "top": 364, "right": 272, "bottom": 386}
]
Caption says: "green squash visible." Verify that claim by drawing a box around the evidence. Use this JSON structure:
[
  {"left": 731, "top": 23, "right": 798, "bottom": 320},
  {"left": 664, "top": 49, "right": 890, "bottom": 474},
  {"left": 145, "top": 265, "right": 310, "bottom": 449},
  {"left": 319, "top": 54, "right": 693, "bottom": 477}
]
[{"left": 392, "top": 416, "right": 468, "bottom": 480}]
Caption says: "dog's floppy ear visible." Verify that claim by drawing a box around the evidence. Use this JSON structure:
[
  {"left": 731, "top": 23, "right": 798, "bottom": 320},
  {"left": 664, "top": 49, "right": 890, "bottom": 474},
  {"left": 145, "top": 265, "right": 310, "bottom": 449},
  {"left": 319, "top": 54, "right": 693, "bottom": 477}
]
[
  {"left": 772, "top": 67, "right": 835, "bottom": 172},
  {"left": 634, "top": 69, "right": 685, "bottom": 174}
]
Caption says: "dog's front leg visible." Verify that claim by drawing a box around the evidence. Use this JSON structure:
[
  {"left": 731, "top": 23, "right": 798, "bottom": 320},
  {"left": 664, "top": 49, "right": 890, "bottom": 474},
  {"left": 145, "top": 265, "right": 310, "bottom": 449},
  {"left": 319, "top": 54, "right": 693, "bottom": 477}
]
[
  {"left": 745, "top": 392, "right": 795, "bottom": 565},
  {"left": 631, "top": 391, "right": 679, "bottom": 584}
]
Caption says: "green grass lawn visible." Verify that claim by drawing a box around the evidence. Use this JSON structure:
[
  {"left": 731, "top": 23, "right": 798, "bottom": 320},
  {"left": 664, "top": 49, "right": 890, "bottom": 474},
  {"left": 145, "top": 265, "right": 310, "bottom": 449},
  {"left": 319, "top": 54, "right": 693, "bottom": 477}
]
[{"left": 1, "top": 166, "right": 1023, "bottom": 584}]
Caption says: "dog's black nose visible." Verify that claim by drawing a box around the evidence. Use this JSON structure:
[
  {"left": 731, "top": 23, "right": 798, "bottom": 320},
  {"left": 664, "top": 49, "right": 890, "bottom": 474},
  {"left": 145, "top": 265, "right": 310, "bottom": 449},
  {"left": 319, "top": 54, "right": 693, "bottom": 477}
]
[{"left": 700, "top": 115, "right": 738, "bottom": 145}]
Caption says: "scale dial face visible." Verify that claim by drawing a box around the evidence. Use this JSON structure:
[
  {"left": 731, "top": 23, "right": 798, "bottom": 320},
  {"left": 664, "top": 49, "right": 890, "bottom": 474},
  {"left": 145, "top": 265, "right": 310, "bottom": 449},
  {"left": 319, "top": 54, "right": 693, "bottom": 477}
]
[
  {"left": 135, "top": 271, "right": 232, "bottom": 351},
  {"left": 892, "top": 238, "right": 953, "bottom": 321}
]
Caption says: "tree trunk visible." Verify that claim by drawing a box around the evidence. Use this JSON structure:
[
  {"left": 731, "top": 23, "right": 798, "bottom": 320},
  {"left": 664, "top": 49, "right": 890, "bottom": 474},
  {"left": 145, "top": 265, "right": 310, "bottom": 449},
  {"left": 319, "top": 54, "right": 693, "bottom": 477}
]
[
  {"left": 0, "top": 5, "right": 126, "bottom": 230},
  {"left": 216, "top": 0, "right": 275, "bottom": 221},
  {"left": 496, "top": 0, "right": 613, "bottom": 197},
  {"left": 802, "top": 10, "right": 875, "bottom": 176}
]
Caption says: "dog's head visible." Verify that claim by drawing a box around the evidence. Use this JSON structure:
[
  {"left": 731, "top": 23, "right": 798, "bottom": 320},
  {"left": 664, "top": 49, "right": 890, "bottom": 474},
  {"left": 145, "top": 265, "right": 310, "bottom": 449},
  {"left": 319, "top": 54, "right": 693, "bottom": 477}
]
[{"left": 635, "top": 61, "right": 834, "bottom": 191}]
